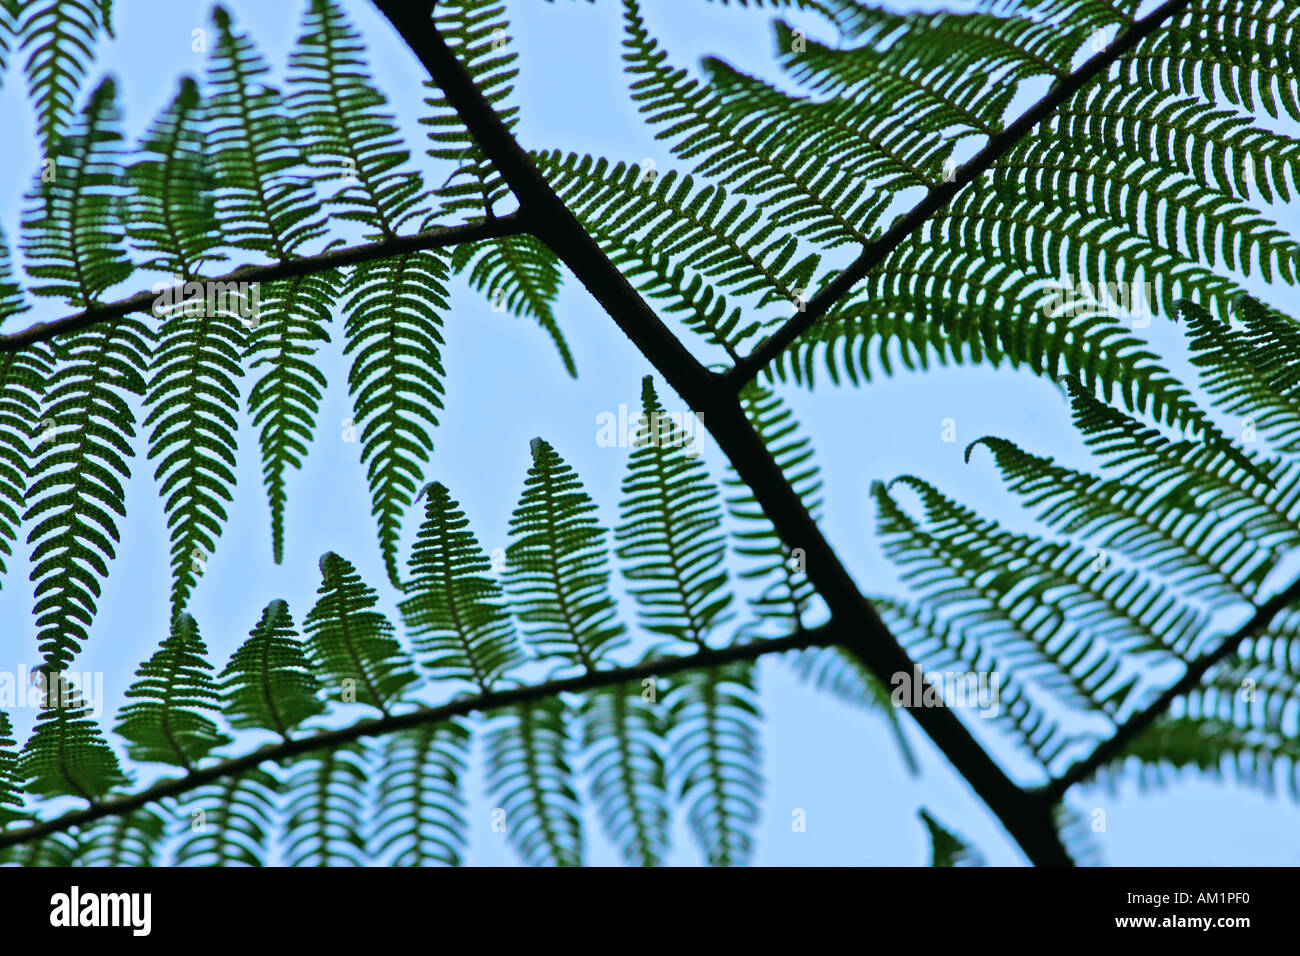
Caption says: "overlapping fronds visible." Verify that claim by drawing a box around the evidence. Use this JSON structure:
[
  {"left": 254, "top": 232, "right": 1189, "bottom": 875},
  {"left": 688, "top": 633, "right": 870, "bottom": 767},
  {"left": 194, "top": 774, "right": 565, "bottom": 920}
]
[
  {"left": 282, "top": 742, "right": 371, "bottom": 866},
  {"left": 175, "top": 769, "right": 282, "bottom": 867},
  {"left": 15, "top": 0, "right": 113, "bottom": 151},
  {"left": 373, "top": 720, "right": 470, "bottom": 866}
]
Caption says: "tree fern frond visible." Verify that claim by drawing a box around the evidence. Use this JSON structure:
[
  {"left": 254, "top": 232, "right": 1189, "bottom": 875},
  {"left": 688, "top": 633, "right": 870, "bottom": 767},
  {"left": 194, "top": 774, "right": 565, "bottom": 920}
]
[
  {"left": 579, "top": 681, "right": 670, "bottom": 867},
  {"left": 725, "top": 382, "right": 822, "bottom": 629},
  {"left": 874, "top": 595, "right": 1085, "bottom": 772},
  {"left": 666, "top": 662, "right": 762, "bottom": 867},
  {"left": 0, "top": 712, "right": 26, "bottom": 827},
  {"left": 208, "top": 6, "right": 325, "bottom": 260},
  {"left": 18, "top": 672, "right": 128, "bottom": 801},
  {"left": 420, "top": 0, "right": 518, "bottom": 221},
  {"left": 484, "top": 697, "right": 584, "bottom": 867},
  {"left": 174, "top": 767, "right": 282, "bottom": 867},
  {"left": 245, "top": 269, "right": 338, "bottom": 565},
  {"left": 143, "top": 287, "right": 245, "bottom": 619},
  {"left": 219, "top": 599, "right": 326, "bottom": 739},
  {"left": 0, "top": 340, "right": 49, "bottom": 588},
  {"left": 289, "top": 0, "right": 427, "bottom": 237},
  {"left": 507, "top": 438, "right": 627, "bottom": 670},
  {"left": 399, "top": 481, "right": 525, "bottom": 691},
  {"left": 79, "top": 805, "right": 167, "bottom": 867},
  {"left": 126, "top": 77, "right": 226, "bottom": 277},
  {"left": 965, "top": 435, "right": 1277, "bottom": 603},
  {"left": 536, "top": 152, "right": 821, "bottom": 310},
  {"left": 16, "top": 0, "right": 113, "bottom": 151},
  {"left": 450, "top": 234, "right": 575, "bottom": 376},
  {"left": 21, "top": 76, "right": 132, "bottom": 308},
  {"left": 616, "top": 378, "right": 732, "bottom": 648},
  {"left": 304, "top": 552, "right": 419, "bottom": 715},
  {"left": 342, "top": 251, "right": 449, "bottom": 586},
  {"left": 372, "top": 719, "right": 470, "bottom": 866},
  {"left": 282, "top": 741, "right": 371, "bottom": 867},
  {"left": 113, "top": 612, "right": 231, "bottom": 769},
  {"left": 24, "top": 317, "right": 150, "bottom": 672}
]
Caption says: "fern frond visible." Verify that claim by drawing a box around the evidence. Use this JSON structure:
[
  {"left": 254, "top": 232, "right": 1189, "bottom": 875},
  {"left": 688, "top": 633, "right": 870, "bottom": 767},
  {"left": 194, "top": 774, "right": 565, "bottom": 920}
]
[
  {"left": 420, "top": 0, "right": 517, "bottom": 221},
  {"left": 113, "top": 612, "right": 231, "bottom": 769},
  {"left": 1178, "top": 297, "right": 1300, "bottom": 455},
  {"left": 19, "top": 672, "right": 128, "bottom": 801},
  {"left": 219, "top": 599, "right": 326, "bottom": 739},
  {"left": 0, "top": 712, "right": 26, "bottom": 827},
  {"left": 372, "top": 719, "right": 470, "bottom": 866},
  {"left": 245, "top": 270, "right": 338, "bottom": 565},
  {"left": 282, "top": 742, "right": 371, "bottom": 867},
  {"left": 536, "top": 152, "right": 820, "bottom": 310},
  {"left": 304, "top": 552, "right": 419, "bottom": 715},
  {"left": 0, "top": 341, "right": 49, "bottom": 587},
  {"left": 484, "top": 697, "right": 584, "bottom": 867},
  {"left": 126, "top": 76, "right": 225, "bottom": 277},
  {"left": 208, "top": 6, "right": 325, "bottom": 259},
  {"left": 450, "top": 234, "right": 575, "bottom": 375},
  {"left": 622, "top": 0, "right": 888, "bottom": 248},
  {"left": 24, "top": 317, "right": 150, "bottom": 672},
  {"left": 579, "top": 681, "right": 670, "bottom": 867},
  {"left": 289, "top": 0, "right": 427, "bottom": 237},
  {"left": 16, "top": 0, "right": 113, "bottom": 151},
  {"left": 966, "top": 436, "right": 1277, "bottom": 603},
  {"left": 399, "top": 481, "right": 525, "bottom": 691},
  {"left": 142, "top": 285, "right": 245, "bottom": 619},
  {"left": 874, "top": 596, "right": 1084, "bottom": 772},
  {"left": 874, "top": 476, "right": 1197, "bottom": 718},
  {"left": 616, "top": 378, "right": 732, "bottom": 648},
  {"left": 21, "top": 76, "right": 132, "bottom": 308},
  {"left": 174, "top": 767, "right": 282, "bottom": 867},
  {"left": 79, "top": 805, "right": 168, "bottom": 867},
  {"left": 342, "top": 252, "right": 449, "bottom": 586},
  {"left": 507, "top": 438, "right": 627, "bottom": 670},
  {"left": 666, "top": 662, "right": 762, "bottom": 867}
]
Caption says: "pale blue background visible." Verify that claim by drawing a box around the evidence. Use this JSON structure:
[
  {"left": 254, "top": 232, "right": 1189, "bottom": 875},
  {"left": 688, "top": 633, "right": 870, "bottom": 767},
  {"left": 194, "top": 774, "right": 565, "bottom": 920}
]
[{"left": 0, "top": 0, "right": 1297, "bottom": 865}]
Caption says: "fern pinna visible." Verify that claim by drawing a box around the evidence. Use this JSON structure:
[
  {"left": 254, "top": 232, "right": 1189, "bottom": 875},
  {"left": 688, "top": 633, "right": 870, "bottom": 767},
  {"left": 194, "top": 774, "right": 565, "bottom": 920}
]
[{"left": 0, "top": 0, "right": 1296, "bottom": 869}]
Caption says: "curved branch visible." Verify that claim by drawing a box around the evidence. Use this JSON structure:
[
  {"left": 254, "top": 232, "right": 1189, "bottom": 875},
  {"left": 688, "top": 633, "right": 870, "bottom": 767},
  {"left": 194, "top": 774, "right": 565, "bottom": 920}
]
[{"left": 0, "top": 625, "right": 833, "bottom": 851}]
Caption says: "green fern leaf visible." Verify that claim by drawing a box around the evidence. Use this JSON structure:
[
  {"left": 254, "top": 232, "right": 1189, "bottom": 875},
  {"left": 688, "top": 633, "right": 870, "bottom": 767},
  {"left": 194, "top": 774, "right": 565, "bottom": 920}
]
[
  {"left": 484, "top": 697, "right": 584, "bottom": 867},
  {"left": 667, "top": 662, "right": 761, "bottom": 867},
  {"left": 113, "top": 612, "right": 231, "bottom": 769},
  {"left": 24, "top": 317, "right": 150, "bottom": 672},
  {"left": 304, "top": 552, "right": 419, "bottom": 714},
  {"left": 282, "top": 742, "right": 371, "bottom": 867},
  {"left": 507, "top": 437, "right": 627, "bottom": 670},
  {"left": 219, "top": 599, "right": 326, "bottom": 738},
  {"left": 616, "top": 377, "right": 733, "bottom": 648},
  {"left": 79, "top": 805, "right": 168, "bottom": 867},
  {"left": 579, "top": 680, "right": 671, "bottom": 866},
  {"left": 16, "top": 0, "right": 113, "bottom": 151},
  {"left": 19, "top": 671, "right": 128, "bottom": 801},
  {"left": 126, "top": 76, "right": 226, "bottom": 277},
  {"left": 21, "top": 76, "right": 132, "bottom": 307},
  {"left": 373, "top": 720, "right": 470, "bottom": 866},
  {"left": 399, "top": 481, "right": 525, "bottom": 691},
  {"left": 342, "top": 251, "right": 449, "bottom": 586},
  {"left": 0, "top": 711, "right": 26, "bottom": 827},
  {"left": 208, "top": 5, "right": 325, "bottom": 259},
  {"left": 174, "top": 768, "right": 282, "bottom": 867}
]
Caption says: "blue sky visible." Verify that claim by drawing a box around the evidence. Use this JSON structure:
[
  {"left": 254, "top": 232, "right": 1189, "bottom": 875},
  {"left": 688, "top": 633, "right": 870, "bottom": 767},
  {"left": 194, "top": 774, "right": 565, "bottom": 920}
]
[{"left": 0, "top": 0, "right": 1297, "bottom": 865}]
